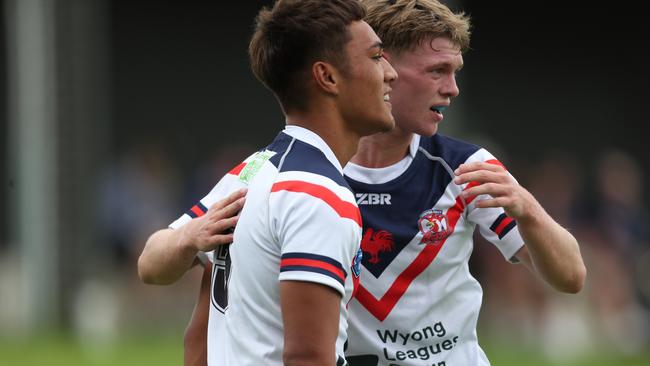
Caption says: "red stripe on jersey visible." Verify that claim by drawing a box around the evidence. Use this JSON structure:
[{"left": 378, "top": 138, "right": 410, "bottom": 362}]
[
  {"left": 228, "top": 162, "right": 246, "bottom": 175},
  {"left": 354, "top": 187, "right": 479, "bottom": 321},
  {"left": 460, "top": 159, "right": 504, "bottom": 202},
  {"left": 493, "top": 216, "right": 515, "bottom": 236},
  {"left": 460, "top": 180, "right": 481, "bottom": 205},
  {"left": 485, "top": 159, "right": 506, "bottom": 170},
  {"left": 271, "top": 180, "right": 362, "bottom": 227},
  {"left": 280, "top": 258, "right": 346, "bottom": 282},
  {"left": 190, "top": 205, "right": 205, "bottom": 217}
]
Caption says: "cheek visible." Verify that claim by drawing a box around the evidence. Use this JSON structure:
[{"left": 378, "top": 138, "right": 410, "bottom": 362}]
[{"left": 393, "top": 79, "right": 423, "bottom": 105}]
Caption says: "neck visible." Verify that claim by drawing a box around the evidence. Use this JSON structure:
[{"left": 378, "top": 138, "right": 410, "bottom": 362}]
[
  {"left": 350, "top": 127, "right": 414, "bottom": 168},
  {"left": 286, "top": 108, "right": 361, "bottom": 167}
]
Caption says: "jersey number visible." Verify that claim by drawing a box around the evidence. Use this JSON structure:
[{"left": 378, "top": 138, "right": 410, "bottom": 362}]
[{"left": 211, "top": 245, "right": 231, "bottom": 314}]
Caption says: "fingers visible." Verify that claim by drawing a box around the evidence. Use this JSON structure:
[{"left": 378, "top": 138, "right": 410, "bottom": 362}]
[
  {"left": 460, "top": 182, "right": 508, "bottom": 200},
  {"left": 454, "top": 169, "right": 506, "bottom": 186},
  {"left": 454, "top": 162, "right": 510, "bottom": 186},
  {"left": 195, "top": 215, "right": 240, "bottom": 251},
  {"left": 454, "top": 161, "right": 503, "bottom": 175},
  {"left": 207, "top": 215, "right": 239, "bottom": 235},
  {"left": 208, "top": 188, "right": 247, "bottom": 211},
  {"left": 211, "top": 196, "right": 245, "bottom": 220},
  {"left": 205, "top": 233, "right": 235, "bottom": 248},
  {"left": 205, "top": 188, "right": 246, "bottom": 227}
]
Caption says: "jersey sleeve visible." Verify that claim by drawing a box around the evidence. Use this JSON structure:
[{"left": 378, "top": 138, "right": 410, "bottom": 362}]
[
  {"left": 269, "top": 172, "right": 362, "bottom": 297},
  {"left": 463, "top": 149, "right": 525, "bottom": 262}
]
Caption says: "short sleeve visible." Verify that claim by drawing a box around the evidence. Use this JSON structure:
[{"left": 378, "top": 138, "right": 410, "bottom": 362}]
[
  {"left": 463, "top": 149, "right": 525, "bottom": 262},
  {"left": 269, "top": 174, "right": 362, "bottom": 296}
]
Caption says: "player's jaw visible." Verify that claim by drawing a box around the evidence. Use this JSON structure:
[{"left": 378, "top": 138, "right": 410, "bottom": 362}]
[
  {"left": 390, "top": 89, "right": 449, "bottom": 137},
  {"left": 339, "top": 21, "right": 397, "bottom": 136}
]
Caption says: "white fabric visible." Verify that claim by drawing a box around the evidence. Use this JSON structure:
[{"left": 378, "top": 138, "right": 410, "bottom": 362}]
[
  {"left": 343, "top": 138, "right": 524, "bottom": 366},
  {"left": 169, "top": 125, "right": 361, "bottom": 366}
]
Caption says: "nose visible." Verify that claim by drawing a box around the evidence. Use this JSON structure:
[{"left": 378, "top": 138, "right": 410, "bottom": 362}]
[
  {"left": 382, "top": 57, "right": 398, "bottom": 83},
  {"left": 442, "top": 74, "right": 460, "bottom": 98}
]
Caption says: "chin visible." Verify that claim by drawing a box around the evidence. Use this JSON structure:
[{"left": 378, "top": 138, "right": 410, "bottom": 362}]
[
  {"left": 417, "top": 122, "right": 439, "bottom": 137},
  {"left": 381, "top": 116, "right": 396, "bottom": 132},
  {"left": 372, "top": 113, "right": 395, "bottom": 133}
]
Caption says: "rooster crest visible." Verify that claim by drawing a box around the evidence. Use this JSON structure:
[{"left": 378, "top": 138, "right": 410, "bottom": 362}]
[{"left": 361, "top": 228, "right": 395, "bottom": 264}]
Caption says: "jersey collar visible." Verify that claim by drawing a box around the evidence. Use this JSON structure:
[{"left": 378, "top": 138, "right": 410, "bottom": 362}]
[
  {"left": 409, "top": 134, "right": 421, "bottom": 158},
  {"left": 282, "top": 124, "right": 344, "bottom": 174}
]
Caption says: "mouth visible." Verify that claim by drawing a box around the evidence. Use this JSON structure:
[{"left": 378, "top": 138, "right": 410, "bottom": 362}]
[
  {"left": 430, "top": 105, "right": 448, "bottom": 117},
  {"left": 383, "top": 89, "right": 392, "bottom": 103}
]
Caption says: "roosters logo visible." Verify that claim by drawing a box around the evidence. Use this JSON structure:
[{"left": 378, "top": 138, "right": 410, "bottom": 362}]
[
  {"left": 418, "top": 209, "right": 451, "bottom": 245},
  {"left": 361, "top": 228, "right": 395, "bottom": 264},
  {"left": 351, "top": 248, "right": 362, "bottom": 278}
]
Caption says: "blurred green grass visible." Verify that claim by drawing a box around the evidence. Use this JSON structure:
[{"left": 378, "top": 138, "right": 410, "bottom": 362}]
[
  {"left": 1, "top": 333, "right": 649, "bottom": 366},
  {"left": 0, "top": 333, "right": 182, "bottom": 366},
  {"left": 482, "top": 342, "right": 650, "bottom": 366}
]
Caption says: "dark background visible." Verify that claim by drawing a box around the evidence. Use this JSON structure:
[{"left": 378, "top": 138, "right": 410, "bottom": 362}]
[
  {"left": 109, "top": 0, "right": 649, "bottom": 199},
  {"left": 3, "top": 0, "right": 648, "bottom": 255}
]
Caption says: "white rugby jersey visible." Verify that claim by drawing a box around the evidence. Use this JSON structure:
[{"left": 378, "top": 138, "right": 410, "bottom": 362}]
[
  {"left": 343, "top": 134, "right": 525, "bottom": 366},
  {"left": 171, "top": 125, "right": 363, "bottom": 366}
]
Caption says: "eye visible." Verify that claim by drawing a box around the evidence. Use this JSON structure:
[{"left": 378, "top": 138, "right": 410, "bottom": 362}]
[
  {"left": 372, "top": 49, "right": 385, "bottom": 61},
  {"left": 430, "top": 68, "right": 443, "bottom": 77}
]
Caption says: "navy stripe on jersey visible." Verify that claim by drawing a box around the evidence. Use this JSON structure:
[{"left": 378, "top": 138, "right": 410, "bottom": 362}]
[
  {"left": 268, "top": 132, "right": 350, "bottom": 189},
  {"left": 186, "top": 202, "right": 208, "bottom": 218},
  {"left": 490, "top": 212, "right": 517, "bottom": 239},
  {"left": 280, "top": 252, "right": 347, "bottom": 285},
  {"left": 345, "top": 134, "right": 481, "bottom": 278},
  {"left": 420, "top": 134, "right": 481, "bottom": 171}
]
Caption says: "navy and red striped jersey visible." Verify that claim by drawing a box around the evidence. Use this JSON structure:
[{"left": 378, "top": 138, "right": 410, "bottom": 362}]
[
  {"left": 343, "top": 134, "right": 524, "bottom": 366},
  {"left": 171, "top": 125, "right": 361, "bottom": 366}
]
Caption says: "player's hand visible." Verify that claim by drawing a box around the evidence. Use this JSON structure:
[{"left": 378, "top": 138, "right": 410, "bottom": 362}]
[
  {"left": 454, "top": 162, "right": 539, "bottom": 220},
  {"left": 179, "top": 188, "right": 247, "bottom": 253}
]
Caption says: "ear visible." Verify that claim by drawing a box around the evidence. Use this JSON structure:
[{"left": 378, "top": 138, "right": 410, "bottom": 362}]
[{"left": 311, "top": 61, "right": 340, "bottom": 96}]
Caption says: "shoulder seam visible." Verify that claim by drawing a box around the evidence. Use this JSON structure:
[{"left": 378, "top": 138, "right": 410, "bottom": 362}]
[
  {"left": 277, "top": 137, "right": 296, "bottom": 172},
  {"left": 418, "top": 146, "right": 468, "bottom": 216}
]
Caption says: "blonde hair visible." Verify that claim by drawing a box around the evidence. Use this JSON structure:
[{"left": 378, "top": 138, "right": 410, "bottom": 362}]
[{"left": 361, "top": 0, "right": 471, "bottom": 54}]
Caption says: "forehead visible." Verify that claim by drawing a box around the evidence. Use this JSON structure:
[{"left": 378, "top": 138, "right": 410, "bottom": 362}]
[
  {"left": 346, "top": 20, "right": 381, "bottom": 53},
  {"left": 395, "top": 37, "right": 463, "bottom": 68}
]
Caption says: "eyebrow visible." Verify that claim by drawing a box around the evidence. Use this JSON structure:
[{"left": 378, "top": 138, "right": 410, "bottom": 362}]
[
  {"left": 367, "top": 41, "right": 384, "bottom": 52},
  {"left": 427, "top": 61, "right": 463, "bottom": 71}
]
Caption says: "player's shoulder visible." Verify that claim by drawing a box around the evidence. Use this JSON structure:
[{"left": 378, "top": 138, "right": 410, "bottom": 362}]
[
  {"left": 266, "top": 133, "right": 358, "bottom": 221},
  {"left": 419, "top": 133, "right": 495, "bottom": 169},
  {"left": 268, "top": 133, "right": 349, "bottom": 189}
]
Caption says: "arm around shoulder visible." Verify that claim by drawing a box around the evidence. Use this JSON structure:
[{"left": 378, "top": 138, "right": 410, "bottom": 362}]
[
  {"left": 137, "top": 226, "right": 198, "bottom": 285},
  {"left": 137, "top": 189, "right": 245, "bottom": 285}
]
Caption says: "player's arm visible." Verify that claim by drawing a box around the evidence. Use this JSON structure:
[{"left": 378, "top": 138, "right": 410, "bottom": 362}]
[
  {"left": 455, "top": 161, "right": 586, "bottom": 293},
  {"left": 137, "top": 189, "right": 246, "bottom": 285},
  {"left": 184, "top": 259, "right": 211, "bottom": 366},
  {"left": 272, "top": 177, "right": 360, "bottom": 366},
  {"left": 281, "top": 281, "right": 341, "bottom": 366}
]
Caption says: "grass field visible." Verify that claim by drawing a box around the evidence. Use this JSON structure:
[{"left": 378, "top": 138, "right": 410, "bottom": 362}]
[{"left": 1, "top": 333, "right": 649, "bottom": 366}]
